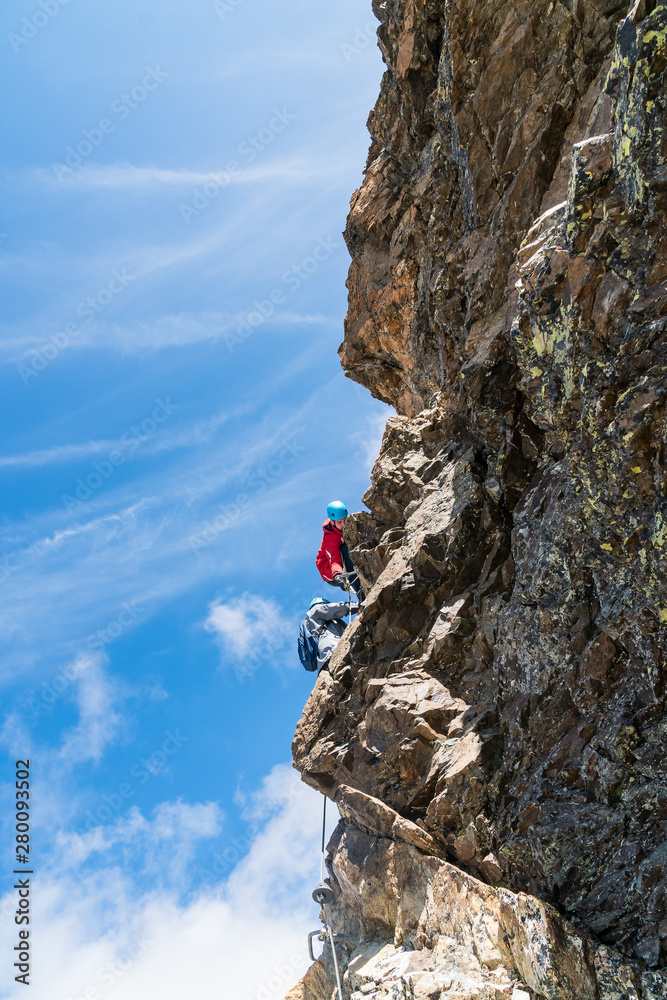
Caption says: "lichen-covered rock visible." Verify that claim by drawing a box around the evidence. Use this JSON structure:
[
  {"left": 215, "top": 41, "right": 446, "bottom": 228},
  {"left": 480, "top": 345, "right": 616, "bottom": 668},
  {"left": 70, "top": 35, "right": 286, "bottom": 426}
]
[{"left": 289, "top": 0, "right": 667, "bottom": 997}]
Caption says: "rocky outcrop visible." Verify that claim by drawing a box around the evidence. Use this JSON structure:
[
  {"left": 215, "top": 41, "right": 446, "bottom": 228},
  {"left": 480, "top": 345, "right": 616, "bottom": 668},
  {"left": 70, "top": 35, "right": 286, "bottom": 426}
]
[
  {"left": 290, "top": 0, "right": 667, "bottom": 997},
  {"left": 284, "top": 960, "right": 327, "bottom": 1000}
]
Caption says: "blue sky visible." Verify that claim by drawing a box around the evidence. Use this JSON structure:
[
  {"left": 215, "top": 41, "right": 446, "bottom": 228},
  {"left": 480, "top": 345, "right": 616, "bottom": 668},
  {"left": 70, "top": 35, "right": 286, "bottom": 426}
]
[{"left": 0, "top": 2, "right": 386, "bottom": 995}]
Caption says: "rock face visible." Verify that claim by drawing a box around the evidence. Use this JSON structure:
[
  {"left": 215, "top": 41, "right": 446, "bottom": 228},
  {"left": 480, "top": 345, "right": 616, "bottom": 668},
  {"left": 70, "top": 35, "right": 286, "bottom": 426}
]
[
  {"left": 290, "top": 0, "right": 667, "bottom": 997},
  {"left": 284, "top": 960, "right": 328, "bottom": 1000}
]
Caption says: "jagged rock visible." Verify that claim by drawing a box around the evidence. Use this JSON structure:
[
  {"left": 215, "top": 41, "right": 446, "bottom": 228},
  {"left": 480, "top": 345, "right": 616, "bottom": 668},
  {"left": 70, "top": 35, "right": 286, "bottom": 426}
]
[
  {"left": 289, "top": 0, "right": 667, "bottom": 997},
  {"left": 322, "top": 823, "right": 647, "bottom": 999},
  {"left": 284, "top": 960, "right": 328, "bottom": 1000},
  {"left": 335, "top": 783, "right": 445, "bottom": 856},
  {"left": 479, "top": 852, "right": 503, "bottom": 884}
]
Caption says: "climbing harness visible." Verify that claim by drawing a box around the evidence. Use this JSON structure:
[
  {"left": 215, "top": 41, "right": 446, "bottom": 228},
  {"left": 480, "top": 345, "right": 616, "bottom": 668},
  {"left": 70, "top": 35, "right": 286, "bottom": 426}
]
[{"left": 308, "top": 794, "right": 345, "bottom": 1000}]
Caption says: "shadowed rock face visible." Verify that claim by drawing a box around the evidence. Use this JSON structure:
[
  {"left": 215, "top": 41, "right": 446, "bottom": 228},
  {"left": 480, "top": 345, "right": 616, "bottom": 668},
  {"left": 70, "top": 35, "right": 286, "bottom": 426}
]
[{"left": 290, "top": 0, "right": 667, "bottom": 997}]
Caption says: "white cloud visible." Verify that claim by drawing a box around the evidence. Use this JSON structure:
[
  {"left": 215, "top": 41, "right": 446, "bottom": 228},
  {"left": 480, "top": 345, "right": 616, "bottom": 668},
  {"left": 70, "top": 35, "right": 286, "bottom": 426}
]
[
  {"left": 0, "top": 389, "right": 349, "bottom": 681},
  {"left": 101, "top": 309, "right": 327, "bottom": 354},
  {"left": 22, "top": 156, "right": 340, "bottom": 192},
  {"left": 204, "top": 594, "right": 289, "bottom": 665},
  {"left": 61, "top": 800, "right": 224, "bottom": 889},
  {"left": 0, "top": 439, "right": 120, "bottom": 469},
  {"left": 0, "top": 766, "right": 337, "bottom": 1000},
  {"left": 0, "top": 408, "right": 232, "bottom": 470},
  {"left": 1, "top": 308, "right": 328, "bottom": 360},
  {"left": 351, "top": 407, "right": 392, "bottom": 475},
  {"left": 59, "top": 654, "right": 123, "bottom": 764}
]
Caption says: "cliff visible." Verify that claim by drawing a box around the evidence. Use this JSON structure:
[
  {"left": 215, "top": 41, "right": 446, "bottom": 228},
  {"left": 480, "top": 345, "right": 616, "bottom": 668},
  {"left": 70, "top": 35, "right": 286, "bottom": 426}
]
[{"left": 290, "top": 1, "right": 667, "bottom": 997}]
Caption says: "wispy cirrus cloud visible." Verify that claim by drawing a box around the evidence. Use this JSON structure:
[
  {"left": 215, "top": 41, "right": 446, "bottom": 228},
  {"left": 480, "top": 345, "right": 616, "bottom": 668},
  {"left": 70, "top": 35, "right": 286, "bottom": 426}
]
[
  {"left": 0, "top": 299, "right": 329, "bottom": 361},
  {"left": 0, "top": 438, "right": 120, "bottom": 469},
  {"left": 10, "top": 154, "right": 354, "bottom": 192},
  {"left": 0, "top": 392, "right": 333, "bottom": 677},
  {"left": 0, "top": 408, "right": 231, "bottom": 470},
  {"left": 102, "top": 309, "right": 327, "bottom": 354}
]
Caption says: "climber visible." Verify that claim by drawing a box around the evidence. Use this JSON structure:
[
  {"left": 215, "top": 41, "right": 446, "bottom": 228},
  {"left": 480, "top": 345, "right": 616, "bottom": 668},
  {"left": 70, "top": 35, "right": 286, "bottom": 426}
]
[
  {"left": 315, "top": 500, "right": 363, "bottom": 600},
  {"left": 298, "top": 597, "right": 354, "bottom": 674}
]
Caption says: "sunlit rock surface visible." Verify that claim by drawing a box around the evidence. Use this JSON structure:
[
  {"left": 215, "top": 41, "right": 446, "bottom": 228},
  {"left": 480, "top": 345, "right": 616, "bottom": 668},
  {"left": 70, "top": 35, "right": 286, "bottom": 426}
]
[{"left": 288, "top": 0, "right": 667, "bottom": 996}]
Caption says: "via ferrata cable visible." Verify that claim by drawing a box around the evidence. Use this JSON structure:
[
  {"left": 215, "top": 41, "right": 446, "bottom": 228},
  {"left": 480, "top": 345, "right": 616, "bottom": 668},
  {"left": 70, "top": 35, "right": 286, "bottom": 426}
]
[
  {"left": 320, "top": 792, "right": 327, "bottom": 882},
  {"left": 317, "top": 794, "right": 344, "bottom": 1000},
  {"left": 323, "top": 902, "right": 344, "bottom": 1000}
]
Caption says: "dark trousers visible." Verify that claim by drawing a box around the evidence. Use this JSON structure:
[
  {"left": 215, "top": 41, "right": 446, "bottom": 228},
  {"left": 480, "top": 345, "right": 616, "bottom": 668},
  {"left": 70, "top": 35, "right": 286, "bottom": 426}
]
[{"left": 326, "top": 543, "right": 363, "bottom": 600}]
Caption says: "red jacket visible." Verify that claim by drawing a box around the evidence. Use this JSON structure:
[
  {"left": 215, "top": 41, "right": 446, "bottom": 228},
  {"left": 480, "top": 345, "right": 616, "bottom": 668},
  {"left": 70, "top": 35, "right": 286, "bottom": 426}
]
[{"left": 316, "top": 519, "right": 345, "bottom": 582}]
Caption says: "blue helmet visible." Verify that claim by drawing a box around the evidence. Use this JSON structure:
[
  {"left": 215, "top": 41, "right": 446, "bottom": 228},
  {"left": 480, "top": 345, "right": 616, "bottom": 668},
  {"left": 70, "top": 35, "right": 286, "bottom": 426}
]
[
  {"left": 327, "top": 500, "right": 348, "bottom": 521},
  {"left": 309, "top": 597, "right": 326, "bottom": 609}
]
